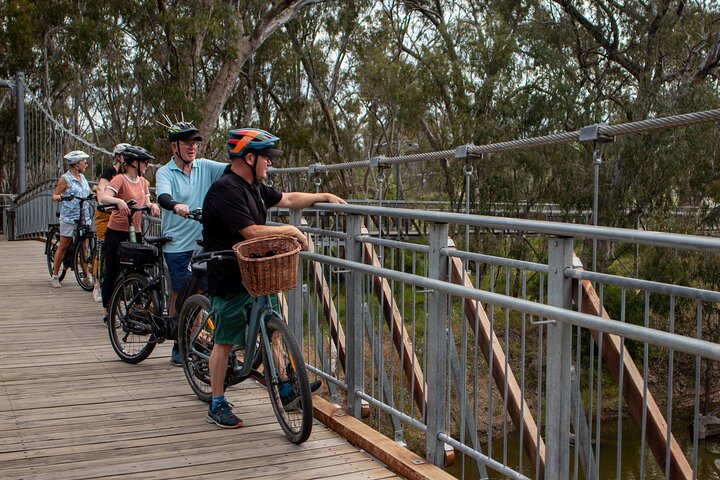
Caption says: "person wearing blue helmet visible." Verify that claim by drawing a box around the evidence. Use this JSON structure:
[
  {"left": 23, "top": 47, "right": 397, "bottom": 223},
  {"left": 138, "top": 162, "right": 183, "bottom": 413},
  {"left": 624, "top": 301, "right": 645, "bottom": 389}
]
[
  {"left": 201, "top": 128, "right": 346, "bottom": 428},
  {"left": 155, "top": 121, "right": 228, "bottom": 366}
]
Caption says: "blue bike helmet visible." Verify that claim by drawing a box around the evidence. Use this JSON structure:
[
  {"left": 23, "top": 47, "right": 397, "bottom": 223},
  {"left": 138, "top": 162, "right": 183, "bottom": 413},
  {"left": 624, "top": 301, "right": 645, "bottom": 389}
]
[{"left": 227, "top": 128, "right": 282, "bottom": 159}]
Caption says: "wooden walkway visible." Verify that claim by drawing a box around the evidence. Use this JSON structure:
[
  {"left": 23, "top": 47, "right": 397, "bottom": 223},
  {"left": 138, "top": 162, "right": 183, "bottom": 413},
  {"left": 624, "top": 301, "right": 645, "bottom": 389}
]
[{"left": 0, "top": 239, "right": 401, "bottom": 480}]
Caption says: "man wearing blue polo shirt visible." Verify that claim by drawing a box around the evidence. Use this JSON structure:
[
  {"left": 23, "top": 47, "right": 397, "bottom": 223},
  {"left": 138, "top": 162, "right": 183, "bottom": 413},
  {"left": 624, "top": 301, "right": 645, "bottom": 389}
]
[{"left": 156, "top": 121, "right": 227, "bottom": 365}]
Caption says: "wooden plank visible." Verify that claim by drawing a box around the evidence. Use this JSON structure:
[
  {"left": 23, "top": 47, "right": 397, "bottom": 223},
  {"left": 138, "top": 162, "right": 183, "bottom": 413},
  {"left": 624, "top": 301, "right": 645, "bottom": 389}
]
[
  {"left": 0, "top": 240, "right": 400, "bottom": 480},
  {"left": 572, "top": 255, "right": 693, "bottom": 479},
  {"left": 449, "top": 255, "right": 546, "bottom": 477}
]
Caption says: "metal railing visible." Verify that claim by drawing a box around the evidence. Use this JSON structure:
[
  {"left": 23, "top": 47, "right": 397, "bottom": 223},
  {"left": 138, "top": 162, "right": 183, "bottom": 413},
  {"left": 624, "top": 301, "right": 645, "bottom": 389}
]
[
  {"left": 281, "top": 203, "right": 720, "bottom": 480},
  {"left": 8, "top": 189, "right": 720, "bottom": 479}
]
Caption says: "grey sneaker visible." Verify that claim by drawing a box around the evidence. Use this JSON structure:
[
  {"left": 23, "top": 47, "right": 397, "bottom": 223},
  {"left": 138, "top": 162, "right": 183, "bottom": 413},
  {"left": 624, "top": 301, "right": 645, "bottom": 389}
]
[
  {"left": 206, "top": 400, "right": 243, "bottom": 429},
  {"left": 51, "top": 276, "right": 61, "bottom": 288},
  {"left": 93, "top": 288, "right": 102, "bottom": 302}
]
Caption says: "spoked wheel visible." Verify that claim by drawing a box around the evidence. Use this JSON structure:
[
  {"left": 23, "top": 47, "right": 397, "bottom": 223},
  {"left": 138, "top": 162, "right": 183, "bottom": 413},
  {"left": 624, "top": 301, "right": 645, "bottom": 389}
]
[
  {"left": 178, "top": 294, "right": 215, "bottom": 402},
  {"left": 46, "top": 226, "right": 67, "bottom": 281},
  {"left": 108, "top": 272, "right": 158, "bottom": 363},
  {"left": 262, "top": 316, "right": 313, "bottom": 444},
  {"left": 73, "top": 233, "right": 96, "bottom": 291},
  {"left": 178, "top": 294, "right": 240, "bottom": 403}
]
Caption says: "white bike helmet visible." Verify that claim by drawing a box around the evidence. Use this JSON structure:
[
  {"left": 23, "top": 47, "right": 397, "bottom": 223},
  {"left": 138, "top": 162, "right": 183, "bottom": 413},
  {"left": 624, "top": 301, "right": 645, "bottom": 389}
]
[
  {"left": 113, "top": 143, "right": 131, "bottom": 156},
  {"left": 63, "top": 150, "right": 90, "bottom": 165}
]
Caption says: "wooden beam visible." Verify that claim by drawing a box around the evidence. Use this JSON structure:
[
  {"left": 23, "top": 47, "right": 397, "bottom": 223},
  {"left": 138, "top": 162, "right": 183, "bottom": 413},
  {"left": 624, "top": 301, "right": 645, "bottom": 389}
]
[
  {"left": 449, "top": 255, "right": 546, "bottom": 477},
  {"left": 572, "top": 255, "right": 692, "bottom": 479},
  {"left": 313, "top": 396, "right": 457, "bottom": 480}
]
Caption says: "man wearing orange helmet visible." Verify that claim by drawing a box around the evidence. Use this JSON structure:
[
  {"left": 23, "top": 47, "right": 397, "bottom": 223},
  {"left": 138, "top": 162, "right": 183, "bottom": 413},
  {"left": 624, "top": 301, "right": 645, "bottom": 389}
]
[{"left": 201, "top": 128, "right": 345, "bottom": 428}]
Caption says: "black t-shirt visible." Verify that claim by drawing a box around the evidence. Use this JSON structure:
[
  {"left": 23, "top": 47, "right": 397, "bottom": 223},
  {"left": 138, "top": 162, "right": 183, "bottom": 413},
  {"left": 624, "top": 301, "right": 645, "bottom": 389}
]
[
  {"left": 101, "top": 166, "right": 117, "bottom": 182},
  {"left": 202, "top": 169, "right": 282, "bottom": 296}
]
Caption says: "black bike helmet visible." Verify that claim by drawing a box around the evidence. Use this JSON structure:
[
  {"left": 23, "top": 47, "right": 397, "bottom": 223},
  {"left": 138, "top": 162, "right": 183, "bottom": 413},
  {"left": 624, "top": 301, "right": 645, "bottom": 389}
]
[
  {"left": 122, "top": 145, "right": 155, "bottom": 165},
  {"left": 168, "top": 122, "right": 202, "bottom": 142}
]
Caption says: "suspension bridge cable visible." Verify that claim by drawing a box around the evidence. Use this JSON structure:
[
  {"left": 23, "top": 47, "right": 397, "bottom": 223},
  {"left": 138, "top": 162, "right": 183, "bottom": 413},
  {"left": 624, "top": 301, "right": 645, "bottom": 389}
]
[
  {"left": 269, "top": 109, "right": 720, "bottom": 176},
  {"left": 21, "top": 79, "right": 112, "bottom": 157}
]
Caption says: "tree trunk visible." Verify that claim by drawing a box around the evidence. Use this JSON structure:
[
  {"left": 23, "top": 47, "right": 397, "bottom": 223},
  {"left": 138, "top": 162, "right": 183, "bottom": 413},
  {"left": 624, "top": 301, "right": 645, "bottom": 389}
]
[{"left": 198, "top": 1, "right": 325, "bottom": 143}]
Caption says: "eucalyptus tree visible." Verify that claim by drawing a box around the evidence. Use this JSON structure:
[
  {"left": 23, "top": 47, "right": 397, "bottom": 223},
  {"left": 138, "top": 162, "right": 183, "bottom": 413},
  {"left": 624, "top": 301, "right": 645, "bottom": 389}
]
[{"left": 549, "top": 0, "right": 720, "bottom": 227}]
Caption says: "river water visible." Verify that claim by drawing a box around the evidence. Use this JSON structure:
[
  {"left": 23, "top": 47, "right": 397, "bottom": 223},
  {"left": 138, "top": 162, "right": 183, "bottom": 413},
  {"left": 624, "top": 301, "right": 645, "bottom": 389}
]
[{"left": 446, "top": 415, "right": 720, "bottom": 479}]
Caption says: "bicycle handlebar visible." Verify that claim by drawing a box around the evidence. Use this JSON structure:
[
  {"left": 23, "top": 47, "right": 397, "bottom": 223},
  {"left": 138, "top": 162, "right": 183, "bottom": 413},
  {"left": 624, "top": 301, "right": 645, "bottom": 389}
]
[
  {"left": 191, "top": 249, "right": 235, "bottom": 265},
  {"left": 60, "top": 193, "right": 95, "bottom": 202},
  {"left": 97, "top": 199, "right": 150, "bottom": 214},
  {"left": 185, "top": 209, "right": 202, "bottom": 222}
]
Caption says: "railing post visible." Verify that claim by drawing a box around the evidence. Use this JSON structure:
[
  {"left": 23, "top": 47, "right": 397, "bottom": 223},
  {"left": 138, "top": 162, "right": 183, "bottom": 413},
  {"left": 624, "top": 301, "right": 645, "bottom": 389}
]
[
  {"left": 15, "top": 72, "right": 26, "bottom": 194},
  {"left": 545, "top": 236, "right": 574, "bottom": 479},
  {"left": 345, "top": 213, "right": 364, "bottom": 418},
  {"left": 288, "top": 210, "right": 304, "bottom": 343},
  {"left": 426, "top": 222, "right": 449, "bottom": 467}
]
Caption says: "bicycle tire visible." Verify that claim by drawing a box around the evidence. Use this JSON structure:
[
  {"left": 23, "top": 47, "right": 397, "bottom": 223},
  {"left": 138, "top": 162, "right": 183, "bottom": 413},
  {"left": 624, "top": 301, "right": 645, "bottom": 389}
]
[
  {"left": 108, "top": 272, "right": 158, "bottom": 363},
  {"left": 262, "top": 316, "right": 313, "bottom": 444},
  {"left": 46, "top": 226, "right": 67, "bottom": 282},
  {"left": 73, "top": 233, "right": 96, "bottom": 291},
  {"left": 178, "top": 294, "right": 215, "bottom": 402},
  {"left": 178, "top": 294, "right": 243, "bottom": 402}
]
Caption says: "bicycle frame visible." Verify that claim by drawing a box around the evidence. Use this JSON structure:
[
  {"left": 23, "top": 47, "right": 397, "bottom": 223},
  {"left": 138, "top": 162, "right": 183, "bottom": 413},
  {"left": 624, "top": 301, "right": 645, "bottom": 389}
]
[{"left": 187, "top": 295, "right": 283, "bottom": 382}]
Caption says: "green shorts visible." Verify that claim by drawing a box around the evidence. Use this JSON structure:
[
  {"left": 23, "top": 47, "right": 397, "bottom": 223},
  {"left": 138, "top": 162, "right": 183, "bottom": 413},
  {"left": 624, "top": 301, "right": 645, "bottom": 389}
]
[{"left": 210, "top": 292, "right": 253, "bottom": 347}]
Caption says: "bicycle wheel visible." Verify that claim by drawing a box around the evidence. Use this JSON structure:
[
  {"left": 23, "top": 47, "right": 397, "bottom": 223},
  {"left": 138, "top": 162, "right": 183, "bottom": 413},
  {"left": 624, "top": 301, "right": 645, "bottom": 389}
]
[
  {"left": 262, "top": 316, "right": 313, "bottom": 444},
  {"left": 178, "top": 294, "right": 214, "bottom": 402},
  {"left": 46, "top": 226, "right": 67, "bottom": 281},
  {"left": 73, "top": 233, "right": 96, "bottom": 291},
  {"left": 108, "top": 272, "right": 158, "bottom": 363}
]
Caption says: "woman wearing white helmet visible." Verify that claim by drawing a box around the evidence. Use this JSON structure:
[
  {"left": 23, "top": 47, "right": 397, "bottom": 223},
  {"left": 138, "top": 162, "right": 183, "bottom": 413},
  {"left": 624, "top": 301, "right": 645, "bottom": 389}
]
[{"left": 50, "top": 150, "right": 93, "bottom": 288}]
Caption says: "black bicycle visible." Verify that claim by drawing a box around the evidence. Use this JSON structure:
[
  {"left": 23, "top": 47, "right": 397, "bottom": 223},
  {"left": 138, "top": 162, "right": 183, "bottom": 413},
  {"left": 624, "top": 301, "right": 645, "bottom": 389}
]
[
  {"left": 178, "top": 246, "right": 313, "bottom": 444},
  {"left": 101, "top": 202, "right": 202, "bottom": 363},
  {"left": 45, "top": 193, "right": 96, "bottom": 291}
]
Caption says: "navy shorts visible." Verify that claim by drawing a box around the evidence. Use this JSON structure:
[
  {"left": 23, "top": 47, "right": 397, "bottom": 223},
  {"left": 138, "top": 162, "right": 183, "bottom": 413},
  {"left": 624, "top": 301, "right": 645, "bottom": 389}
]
[{"left": 164, "top": 250, "right": 194, "bottom": 292}]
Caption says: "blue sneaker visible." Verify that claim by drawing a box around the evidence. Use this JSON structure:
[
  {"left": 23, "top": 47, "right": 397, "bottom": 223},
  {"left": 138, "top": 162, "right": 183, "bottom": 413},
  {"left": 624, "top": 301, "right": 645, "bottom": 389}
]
[
  {"left": 170, "top": 343, "right": 182, "bottom": 367},
  {"left": 206, "top": 400, "right": 243, "bottom": 429},
  {"left": 279, "top": 381, "right": 298, "bottom": 409},
  {"left": 278, "top": 380, "right": 322, "bottom": 409}
]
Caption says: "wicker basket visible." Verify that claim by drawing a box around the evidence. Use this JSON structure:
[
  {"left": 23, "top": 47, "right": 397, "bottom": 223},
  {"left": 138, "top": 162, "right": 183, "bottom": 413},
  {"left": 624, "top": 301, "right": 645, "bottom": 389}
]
[{"left": 232, "top": 235, "right": 301, "bottom": 296}]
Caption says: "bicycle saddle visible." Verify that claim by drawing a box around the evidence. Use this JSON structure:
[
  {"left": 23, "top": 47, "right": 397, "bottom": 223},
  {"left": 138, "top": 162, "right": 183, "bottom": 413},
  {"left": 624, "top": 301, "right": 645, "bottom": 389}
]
[{"left": 144, "top": 235, "right": 172, "bottom": 246}]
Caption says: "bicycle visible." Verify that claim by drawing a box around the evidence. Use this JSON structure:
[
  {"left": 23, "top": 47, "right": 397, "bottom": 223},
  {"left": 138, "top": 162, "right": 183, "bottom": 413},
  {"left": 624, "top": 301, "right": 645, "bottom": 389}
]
[
  {"left": 100, "top": 201, "right": 203, "bottom": 363},
  {"left": 177, "top": 237, "right": 313, "bottom": 444},
  {"left": 45, "top": 193, "right": 97, "bottom": 291}
]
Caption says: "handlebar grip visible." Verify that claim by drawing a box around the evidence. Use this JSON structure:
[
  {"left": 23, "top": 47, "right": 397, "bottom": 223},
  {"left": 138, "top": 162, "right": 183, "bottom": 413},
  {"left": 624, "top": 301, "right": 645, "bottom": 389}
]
[
  {"left": 97, "top": 203, "right": 117, "bottom": 213},
  {"left": 191, "top": 249, "right": 235, "bottom": 264}
]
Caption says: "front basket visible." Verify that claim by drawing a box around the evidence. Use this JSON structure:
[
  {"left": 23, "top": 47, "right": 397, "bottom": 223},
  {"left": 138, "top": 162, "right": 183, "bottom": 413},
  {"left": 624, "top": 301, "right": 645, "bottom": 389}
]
[{"left": 232, "top": 235, "right": 301, "bottom": 296}]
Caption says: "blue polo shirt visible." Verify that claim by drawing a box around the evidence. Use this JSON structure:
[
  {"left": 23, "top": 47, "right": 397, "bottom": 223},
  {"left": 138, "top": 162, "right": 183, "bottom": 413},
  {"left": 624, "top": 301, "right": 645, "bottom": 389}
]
[{"left": 155, "top": 157, "right": 228, "bottom": 253}]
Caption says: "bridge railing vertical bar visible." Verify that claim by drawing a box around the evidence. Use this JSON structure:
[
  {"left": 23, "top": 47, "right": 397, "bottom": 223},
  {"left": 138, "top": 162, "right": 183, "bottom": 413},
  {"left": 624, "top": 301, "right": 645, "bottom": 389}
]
[
  {"left": 345, "top": 213, "right": 364, "bottom": 418},
  {"left": 426, "top": 222, "right": 450, "bottom": 467},
  {"left": 545, "top": 236, "right": 574, "bottom": 479},
  {"left": 288, "top": 210, "right": 303, "bottom": 344}
]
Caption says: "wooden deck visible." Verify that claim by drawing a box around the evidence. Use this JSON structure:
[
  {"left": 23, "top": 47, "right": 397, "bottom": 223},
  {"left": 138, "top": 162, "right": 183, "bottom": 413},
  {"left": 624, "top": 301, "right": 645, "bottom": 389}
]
[{"left": 0, "top": 239, "right": 401, "bottom": 480}]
